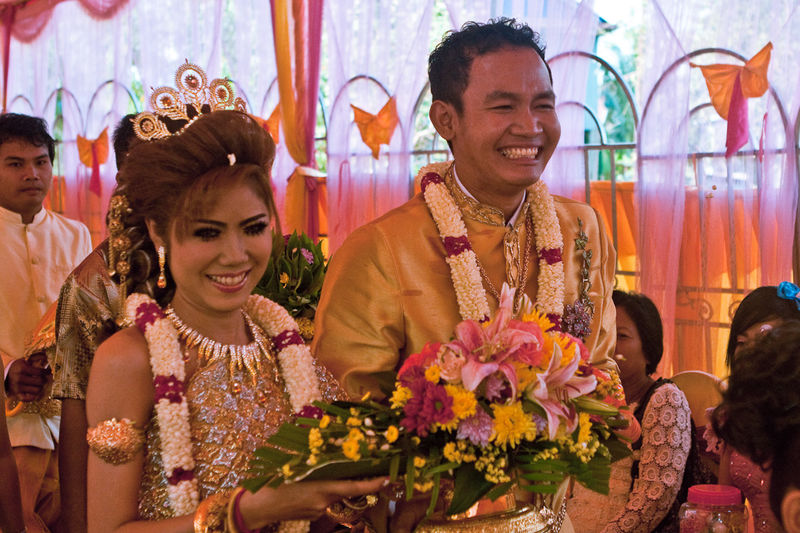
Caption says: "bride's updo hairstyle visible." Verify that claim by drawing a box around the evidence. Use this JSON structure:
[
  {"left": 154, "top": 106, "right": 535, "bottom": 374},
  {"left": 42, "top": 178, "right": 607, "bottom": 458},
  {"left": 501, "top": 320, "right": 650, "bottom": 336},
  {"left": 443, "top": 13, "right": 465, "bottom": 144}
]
[{"left": 114, "top": 110, "right": 277, "bottom": 304}]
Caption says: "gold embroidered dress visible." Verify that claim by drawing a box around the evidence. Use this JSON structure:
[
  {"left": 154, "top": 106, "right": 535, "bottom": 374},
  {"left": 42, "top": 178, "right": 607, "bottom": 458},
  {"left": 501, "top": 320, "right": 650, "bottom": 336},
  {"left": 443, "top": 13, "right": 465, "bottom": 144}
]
[
  {"left": 137, "top": 335, "right": 342, "bottom": 519},
  {"left": 313, "top": 166, "right": 617, "bottom": 398}
]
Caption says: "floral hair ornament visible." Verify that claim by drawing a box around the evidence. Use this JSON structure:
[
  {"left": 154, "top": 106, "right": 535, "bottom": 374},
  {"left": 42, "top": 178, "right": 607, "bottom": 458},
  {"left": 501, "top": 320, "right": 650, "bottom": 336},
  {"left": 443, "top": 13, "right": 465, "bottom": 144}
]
[{"left": 777, "top": 281, "right": 800, "bottom": 310}]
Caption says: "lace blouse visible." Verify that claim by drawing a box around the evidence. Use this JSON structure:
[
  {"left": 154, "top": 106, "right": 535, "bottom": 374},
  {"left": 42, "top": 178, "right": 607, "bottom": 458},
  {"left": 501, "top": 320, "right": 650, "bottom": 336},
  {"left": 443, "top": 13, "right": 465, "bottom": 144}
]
[{"left": 601, "top": 383, "right": 691, "bottom": 533}]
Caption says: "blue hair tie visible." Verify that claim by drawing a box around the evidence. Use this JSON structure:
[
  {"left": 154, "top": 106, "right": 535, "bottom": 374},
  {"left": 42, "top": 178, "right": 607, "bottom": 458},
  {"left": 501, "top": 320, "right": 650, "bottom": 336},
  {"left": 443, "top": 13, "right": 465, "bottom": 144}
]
[{"left": 777, "top": 281, "right": 800, "bottom": 310}]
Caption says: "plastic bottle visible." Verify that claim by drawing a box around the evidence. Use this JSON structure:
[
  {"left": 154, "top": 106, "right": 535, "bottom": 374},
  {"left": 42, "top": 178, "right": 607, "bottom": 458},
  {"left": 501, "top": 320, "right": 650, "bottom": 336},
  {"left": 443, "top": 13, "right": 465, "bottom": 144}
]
[{"left": 679, "top": 485, "right": 748, "bottom": 533}]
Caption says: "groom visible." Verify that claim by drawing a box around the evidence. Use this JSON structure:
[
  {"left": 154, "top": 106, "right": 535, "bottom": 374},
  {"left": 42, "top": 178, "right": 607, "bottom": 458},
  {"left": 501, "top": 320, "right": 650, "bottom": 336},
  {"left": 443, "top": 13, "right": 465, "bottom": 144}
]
[{"left": 313, "top": 18, "right": 617, "bottom": 400}]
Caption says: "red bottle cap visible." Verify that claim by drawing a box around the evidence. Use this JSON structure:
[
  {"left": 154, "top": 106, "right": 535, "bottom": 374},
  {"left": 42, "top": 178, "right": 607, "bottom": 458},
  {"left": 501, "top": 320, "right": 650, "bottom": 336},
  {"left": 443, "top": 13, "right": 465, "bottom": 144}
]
[{"left": 687, "top": 484, "right": 743, "bottom": 506}]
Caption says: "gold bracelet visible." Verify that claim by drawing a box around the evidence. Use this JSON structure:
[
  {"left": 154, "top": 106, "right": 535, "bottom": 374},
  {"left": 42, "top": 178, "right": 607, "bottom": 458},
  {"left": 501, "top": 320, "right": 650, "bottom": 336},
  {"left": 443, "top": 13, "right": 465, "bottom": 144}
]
[
  {"left": 194, "top": 489, "right": 233, "bottom": 533},
  {"left": 86, "top": 418, "right": 144, "bottom": 465},
  {"left": 225, "top": 487, "right": 247, "bottom": 533}
]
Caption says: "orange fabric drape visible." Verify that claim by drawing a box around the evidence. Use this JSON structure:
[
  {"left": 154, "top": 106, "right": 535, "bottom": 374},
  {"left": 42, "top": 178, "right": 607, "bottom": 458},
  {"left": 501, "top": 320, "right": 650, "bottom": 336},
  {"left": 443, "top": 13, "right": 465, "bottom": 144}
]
[
  {"left": 271, "top": 0, "right": 325, "bottom": 240},
  {"left": 589, "top": 179, "right": 764, "bottom": 378}
]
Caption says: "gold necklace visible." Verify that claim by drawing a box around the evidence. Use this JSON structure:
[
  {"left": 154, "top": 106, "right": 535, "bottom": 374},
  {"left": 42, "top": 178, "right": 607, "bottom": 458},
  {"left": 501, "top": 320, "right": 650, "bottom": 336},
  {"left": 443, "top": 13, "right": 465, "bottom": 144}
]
[
  {"left": 475, "top": 213, "right": 534, "bottom": 316},
  {"left": 165, "top": 306, "right": 272, "bottom": 383}
]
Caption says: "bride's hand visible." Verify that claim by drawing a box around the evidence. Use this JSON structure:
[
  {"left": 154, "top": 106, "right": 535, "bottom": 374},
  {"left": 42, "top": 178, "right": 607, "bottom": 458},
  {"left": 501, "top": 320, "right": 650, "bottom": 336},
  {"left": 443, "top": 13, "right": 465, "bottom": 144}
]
[{"left": 238, "top": 477, "right": 389, "bottom": 529}]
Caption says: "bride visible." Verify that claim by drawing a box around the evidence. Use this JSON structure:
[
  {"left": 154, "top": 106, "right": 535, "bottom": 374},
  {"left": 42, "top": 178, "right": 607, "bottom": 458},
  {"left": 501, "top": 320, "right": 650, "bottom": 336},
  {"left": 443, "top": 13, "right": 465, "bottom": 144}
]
[{"left": 85, "top": 104, "right": 385, "bottom": 533}]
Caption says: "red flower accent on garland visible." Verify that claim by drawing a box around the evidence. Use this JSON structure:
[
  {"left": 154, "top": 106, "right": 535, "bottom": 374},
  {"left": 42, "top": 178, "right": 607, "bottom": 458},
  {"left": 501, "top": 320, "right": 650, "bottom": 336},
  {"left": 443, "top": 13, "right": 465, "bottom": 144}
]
[
  {"left": 298, "top": 405, "right": 324, "bottom": 419},
  {"left": 153, "top": 375, "right": 185, "bottom": 404},
  {"left": 273, "top": 330, "right": 304, "bottom": 351},
  {"left": 134, "top": 302, "right": 164, "bottom": 332},
  {"left": 546, "top": 313, "right": 562, "bottom": 332},
  {"left": 539, "top": 248, "right": 563, "bottom": 265},
  {"left": 443, "top": 235, "right": 472, "bottom": 256},
  {"left": 167, "top": 467, "right": 195, "bottom": 485},
  {"left": 420, "top": 171, "right": 444, "bottom": 192}
]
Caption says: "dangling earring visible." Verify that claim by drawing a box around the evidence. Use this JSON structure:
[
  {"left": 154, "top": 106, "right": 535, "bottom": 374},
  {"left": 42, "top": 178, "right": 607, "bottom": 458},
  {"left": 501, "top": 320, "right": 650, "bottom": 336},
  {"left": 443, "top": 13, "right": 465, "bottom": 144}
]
[{"left": 157, "top": 246, "right": 167, "bottom": 289}]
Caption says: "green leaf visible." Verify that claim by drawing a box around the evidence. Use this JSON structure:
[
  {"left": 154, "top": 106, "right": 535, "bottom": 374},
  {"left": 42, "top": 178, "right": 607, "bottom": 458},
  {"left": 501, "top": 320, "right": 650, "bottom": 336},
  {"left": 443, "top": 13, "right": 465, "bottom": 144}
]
[
  {"left": 483, "top": 481, "right": 514, "bottom": 502},
  {"left": 405, "top": 454, "right": 416, "bottom": 500},
  {"left": 573, "top": 396, "right": 620, "bottom": 416},
  {"left": 447, "top": 464, "right": 494, "bottom": 515}
]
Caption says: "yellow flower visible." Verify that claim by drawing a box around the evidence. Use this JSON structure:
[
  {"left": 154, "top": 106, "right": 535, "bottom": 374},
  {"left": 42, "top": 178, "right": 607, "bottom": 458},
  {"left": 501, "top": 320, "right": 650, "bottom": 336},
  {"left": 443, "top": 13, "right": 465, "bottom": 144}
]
[
  {"left": 342, "top": 439, "right": 361, "bottom": 461},
  {"left": 319, "top": 415, "right": 331, "bottom": 429},
  {"left": 513, "top": 363, "right": 539, "bottom": 392},
  {"left": 414, "top": 480, "right": 434, "bottom": 492},
  {"left": 425, "top": 365, "right": 441, "bottom": 383},
  {"left": 346, "top": 417, "right": 362, "bottom": 427},
  {"left": 445, "top": 385, "right": 477, "bottom": 420},
  {"left": 577, "top": 412, "right": 592, "bottom": 445},
  {"left": 521, "top": 307, "right": 554, "bottom": 333},
  {"left": 443, "top": 442, "right": 462, "bottom": 463},
  {"left": 491, "top": 402, "right": 538, "bottom": 449},
  {"left": 348, "top": 428, "right": 364, "bottom": 441},
  {"left": 306, "top": 455, "right": 318, "bottom": 466},
  {"left": 308, "top": 428, "right": 323, "bottom": 452},
  {"left": 384, "top": 425, "right": 399, "bottom": 444},
  {"left": 282, "top": 463, "right": 293, "bottom": 477},
  {"left": 413, "top": 456, "right": 426, "bottom": 468},
  {"left": 390, "top": 385, "right": 412, "bottom": 408},
  {"left": 279, "top": 272, "right": 290, "bottom": 285}
]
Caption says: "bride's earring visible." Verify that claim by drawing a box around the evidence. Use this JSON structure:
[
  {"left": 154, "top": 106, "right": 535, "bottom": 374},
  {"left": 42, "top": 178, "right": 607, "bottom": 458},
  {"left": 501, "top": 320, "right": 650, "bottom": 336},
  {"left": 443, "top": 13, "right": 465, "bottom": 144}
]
[{"left": 157, "top": 246, "right": 167, "bottom": 288}]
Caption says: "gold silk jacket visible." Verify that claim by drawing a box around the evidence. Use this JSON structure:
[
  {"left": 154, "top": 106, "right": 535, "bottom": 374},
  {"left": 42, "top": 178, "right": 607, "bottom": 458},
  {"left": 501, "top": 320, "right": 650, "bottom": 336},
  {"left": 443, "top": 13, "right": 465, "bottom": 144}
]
[{"left": 313, "top": 175, "right": 617, "bottom": 398}]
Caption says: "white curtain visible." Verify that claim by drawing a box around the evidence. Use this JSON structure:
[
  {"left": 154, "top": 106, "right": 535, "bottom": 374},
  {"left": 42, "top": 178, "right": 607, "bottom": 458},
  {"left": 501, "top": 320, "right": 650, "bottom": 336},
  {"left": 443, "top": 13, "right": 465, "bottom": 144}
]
[{"left": 325, "top": 0, "right": 433, "bottom": 252}]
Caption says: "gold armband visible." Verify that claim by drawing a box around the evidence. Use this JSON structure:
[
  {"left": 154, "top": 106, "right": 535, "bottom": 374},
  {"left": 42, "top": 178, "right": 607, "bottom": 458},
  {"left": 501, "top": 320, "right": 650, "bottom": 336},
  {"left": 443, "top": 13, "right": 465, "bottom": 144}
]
[
  {"left": 194, "top": 489, "right": 234, "bottom": 533},
  {"left": 86, "top": 417, "right": 144, "bottom": 465}
]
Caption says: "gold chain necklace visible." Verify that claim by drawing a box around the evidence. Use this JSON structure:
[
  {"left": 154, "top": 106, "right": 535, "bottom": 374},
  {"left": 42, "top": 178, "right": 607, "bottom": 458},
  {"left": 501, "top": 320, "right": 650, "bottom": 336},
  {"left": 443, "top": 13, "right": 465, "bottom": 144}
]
[
  {"left": 164, "top": 306, "right": 272, "bottom": 382},
  {"left": 474, "top": 213, "right": 534, "bottom": 315}
]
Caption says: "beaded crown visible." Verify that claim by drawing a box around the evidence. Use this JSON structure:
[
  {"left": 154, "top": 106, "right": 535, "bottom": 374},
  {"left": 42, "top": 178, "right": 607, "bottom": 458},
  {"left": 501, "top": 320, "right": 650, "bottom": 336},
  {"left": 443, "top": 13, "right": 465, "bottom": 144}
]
[{"left": 132, "top": 61, "right": 247, "bottom": 141}]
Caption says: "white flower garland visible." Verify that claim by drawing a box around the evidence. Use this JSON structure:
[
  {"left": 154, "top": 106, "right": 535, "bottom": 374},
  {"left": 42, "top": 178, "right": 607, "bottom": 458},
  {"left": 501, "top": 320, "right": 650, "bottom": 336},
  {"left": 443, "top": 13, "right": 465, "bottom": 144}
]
[
  {"left": 419, "top": 161, "right": 565, "bottom": 325},
  {"left": 127, "top": 293, "right": 320, "bottom": 531}
]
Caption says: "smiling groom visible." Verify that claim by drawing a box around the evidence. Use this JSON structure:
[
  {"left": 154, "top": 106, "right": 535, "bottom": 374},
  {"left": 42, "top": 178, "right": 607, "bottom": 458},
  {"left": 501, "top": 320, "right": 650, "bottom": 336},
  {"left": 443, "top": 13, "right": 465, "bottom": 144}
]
[{"left": 313, "top": 18, "right": 617, "bottom": 399}]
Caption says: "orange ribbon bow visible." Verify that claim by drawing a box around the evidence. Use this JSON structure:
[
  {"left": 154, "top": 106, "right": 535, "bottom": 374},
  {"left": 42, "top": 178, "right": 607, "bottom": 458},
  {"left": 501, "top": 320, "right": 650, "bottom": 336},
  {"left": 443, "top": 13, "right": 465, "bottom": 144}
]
[
  {"left": 351, "top": 96, "right": 399, "bottom": 159},
  {"left": 77, "top": 127, "right": 109, "bottom": 196},
  {"left": 691, "top": 42, "right": 772, "bottom": 157}
]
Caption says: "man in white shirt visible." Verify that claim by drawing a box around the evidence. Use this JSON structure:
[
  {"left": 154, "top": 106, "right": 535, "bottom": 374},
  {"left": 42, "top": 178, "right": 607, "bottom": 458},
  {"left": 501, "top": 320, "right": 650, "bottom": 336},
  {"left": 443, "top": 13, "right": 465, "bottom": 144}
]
[{"left": 0, "top": 113, "right": 92, "bottom": 532}]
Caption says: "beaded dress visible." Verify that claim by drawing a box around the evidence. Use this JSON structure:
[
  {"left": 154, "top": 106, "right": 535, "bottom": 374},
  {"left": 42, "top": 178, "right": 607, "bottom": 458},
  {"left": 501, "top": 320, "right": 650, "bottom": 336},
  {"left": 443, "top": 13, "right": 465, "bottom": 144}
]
[
  {"left": 704, "top": 412, "right": 785, "bottom": 533},
  {"left": 136, "top": 329, "right": 342, "bottom": 520},
  {"left": 728, "top": 451, "right": 784, "bottom": 533}
]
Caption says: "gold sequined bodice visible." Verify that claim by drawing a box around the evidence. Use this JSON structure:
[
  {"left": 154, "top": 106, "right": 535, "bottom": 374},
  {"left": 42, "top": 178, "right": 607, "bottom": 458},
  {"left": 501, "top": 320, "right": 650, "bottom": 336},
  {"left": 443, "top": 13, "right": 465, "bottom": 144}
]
[{"left": 138, "top": 340, "right": 343, "bottom": 519}]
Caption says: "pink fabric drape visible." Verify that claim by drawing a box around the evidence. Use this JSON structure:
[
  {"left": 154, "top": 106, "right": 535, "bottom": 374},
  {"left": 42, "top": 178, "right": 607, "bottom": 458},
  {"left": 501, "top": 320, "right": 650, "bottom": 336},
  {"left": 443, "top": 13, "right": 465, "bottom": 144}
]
[{"left": 270, "top": 0, "right": 324, "bottom": 241}]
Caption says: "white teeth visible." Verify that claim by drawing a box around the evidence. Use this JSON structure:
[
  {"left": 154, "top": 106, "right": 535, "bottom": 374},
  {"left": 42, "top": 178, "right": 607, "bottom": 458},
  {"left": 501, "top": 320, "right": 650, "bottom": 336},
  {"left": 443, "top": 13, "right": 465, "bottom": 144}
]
[
  {"left": 501, "top": 147, "right": 539, "bottom": 159},
  {"left": 208, "top": 272, "right": 247, "bottom": 286}
]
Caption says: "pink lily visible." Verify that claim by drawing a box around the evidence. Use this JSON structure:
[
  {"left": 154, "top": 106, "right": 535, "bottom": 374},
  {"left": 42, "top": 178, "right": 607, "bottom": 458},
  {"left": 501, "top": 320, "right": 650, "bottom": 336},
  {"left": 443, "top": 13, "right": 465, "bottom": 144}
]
[
  {"left": 526, "top": 342, "right": 597, "bottom": 440},
  {"left": 446, "top": 284, "right": 543, "bottom": 397}
]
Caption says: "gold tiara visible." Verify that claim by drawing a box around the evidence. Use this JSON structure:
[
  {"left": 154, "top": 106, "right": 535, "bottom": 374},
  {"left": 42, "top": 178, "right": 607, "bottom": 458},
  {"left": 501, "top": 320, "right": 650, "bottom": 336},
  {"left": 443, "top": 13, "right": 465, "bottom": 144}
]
[{"left": 133, "top": 61, "right": 247, "bottom": 141}]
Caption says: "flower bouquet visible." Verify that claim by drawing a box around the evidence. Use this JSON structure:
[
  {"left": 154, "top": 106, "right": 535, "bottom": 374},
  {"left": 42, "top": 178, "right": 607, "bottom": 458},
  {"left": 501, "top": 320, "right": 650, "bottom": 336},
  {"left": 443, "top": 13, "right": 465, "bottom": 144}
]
[
  {"left": 244, "top": 285, "right": 631, "bottom": 519},
  {"left": 253, "top": 232, "right": 326, "bottom": 339}
]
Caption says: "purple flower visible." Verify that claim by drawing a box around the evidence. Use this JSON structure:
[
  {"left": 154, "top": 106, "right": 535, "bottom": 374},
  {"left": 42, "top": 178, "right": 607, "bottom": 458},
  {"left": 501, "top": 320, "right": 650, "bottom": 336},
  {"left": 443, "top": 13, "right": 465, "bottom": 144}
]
[
  {"left": 300, "top": 248, "right": 314, "bottom": 264},
  {"left": 562, "top": 301, "right": 592, "bottom": 340},
  {"left": 457, "top": 409, "right": 493, "bottom": 446}
]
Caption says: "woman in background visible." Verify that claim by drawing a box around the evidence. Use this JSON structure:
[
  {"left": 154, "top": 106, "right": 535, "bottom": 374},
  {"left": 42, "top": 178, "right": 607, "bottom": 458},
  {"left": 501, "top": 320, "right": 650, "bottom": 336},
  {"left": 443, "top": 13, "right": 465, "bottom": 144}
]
[
  {"left": 712, "top": 321, "right": 800, "bottom": 533},
  {"left": 601, "top": 290, "right": 692, "bottom": 533},
  {"left": 707, "top": 284, "right": 800, "bottom": 533}
]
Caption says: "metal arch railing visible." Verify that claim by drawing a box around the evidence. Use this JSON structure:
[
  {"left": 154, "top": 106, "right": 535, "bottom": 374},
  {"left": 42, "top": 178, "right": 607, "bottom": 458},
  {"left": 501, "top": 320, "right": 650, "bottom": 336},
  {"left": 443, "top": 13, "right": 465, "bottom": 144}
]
[
  {"left": 549, "top": 50, "right": 640, "bottom": 133},
  {"left": 548, "top": 51, "right": 639, "bottom": 277},
  {"left": 639, "top": 46, "right": 796, "bottom": 372}
]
